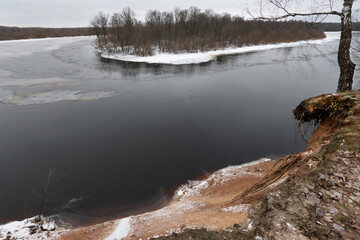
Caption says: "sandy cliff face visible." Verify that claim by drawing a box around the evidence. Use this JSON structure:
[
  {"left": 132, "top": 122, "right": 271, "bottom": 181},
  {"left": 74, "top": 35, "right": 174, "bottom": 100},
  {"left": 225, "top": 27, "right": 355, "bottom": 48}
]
[
  {"left": 59, "top": 159, "right": 278, "bottom": 240},
  {"left": 156, "top": 91, "right": 360, "bottom": 240}
]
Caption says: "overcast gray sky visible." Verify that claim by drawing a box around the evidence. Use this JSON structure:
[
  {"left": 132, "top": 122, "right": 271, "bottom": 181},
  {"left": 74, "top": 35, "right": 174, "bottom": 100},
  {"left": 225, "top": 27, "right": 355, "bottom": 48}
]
[
  {"left": 0, "top": 0, "right": 246, "bottom": 27},
  {"left": 0, "top": 0, "right": 352, "bottom": 28}
]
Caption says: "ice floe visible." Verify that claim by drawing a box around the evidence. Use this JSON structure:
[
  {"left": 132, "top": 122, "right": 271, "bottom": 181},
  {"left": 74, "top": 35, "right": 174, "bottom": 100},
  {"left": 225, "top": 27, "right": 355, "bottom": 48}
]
[
  {"left": 0, "top": 76, "right": 116, "bottom": 105},
  {"left": 0, "top": 77, "right": 82, "bottom": 87},
  {"left": 0, "top": 36, "right": 94, "bottom": 58},
  {"left": 0, "top": 89, "right": 116, "bottom": 105}
]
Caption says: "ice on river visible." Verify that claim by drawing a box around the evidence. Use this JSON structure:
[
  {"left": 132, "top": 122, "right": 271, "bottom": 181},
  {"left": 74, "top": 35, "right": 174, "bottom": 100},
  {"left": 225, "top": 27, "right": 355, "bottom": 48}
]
[
  {"left": 0, "top": 36, "right": 117, "bottom": 105},
  {"left": 0, "top": 77, "right": 82, "bottom": 87},
  {"left": 0, "top": 88, "right": 115, "bottom": 105},
  {"left": 0, "top": 36, "right": 95, "bottom": 58},
  {"left": 0, "top": 33, "right": 340, "bottom": 105},
  {"left": 0, "top": 77, "right": 115, "bottom": 106}
]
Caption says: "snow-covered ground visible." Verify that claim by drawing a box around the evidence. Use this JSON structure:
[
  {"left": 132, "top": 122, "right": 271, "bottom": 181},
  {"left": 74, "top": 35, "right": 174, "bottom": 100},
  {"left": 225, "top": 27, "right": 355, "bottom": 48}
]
[
  {"left": 0, "top": 216, "right": 65, "bottom": 240},
  {"left": 101, "top": 32, "right": 340, "bottom": 65},
  {"left": 0, "top": 157, "right": 276, "bottom": 240},
  {"left": 174, "top": 157, "right": 272, "bottom": 199},
  {"left": 103, "top": 157, "right": 273, "bottom": 240},
  {"left": 105, "top": 217, "right": 133, "bottom": 240}
]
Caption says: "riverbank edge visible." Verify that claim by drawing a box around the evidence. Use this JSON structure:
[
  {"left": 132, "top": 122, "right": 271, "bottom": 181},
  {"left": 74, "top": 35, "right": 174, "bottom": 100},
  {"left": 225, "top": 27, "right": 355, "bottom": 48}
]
[
  {"left": 155, "top": 90, "right": 360, "bottom": 239},
  {"left": 100, "top": 32, "right": 339, "bottom": 65}
]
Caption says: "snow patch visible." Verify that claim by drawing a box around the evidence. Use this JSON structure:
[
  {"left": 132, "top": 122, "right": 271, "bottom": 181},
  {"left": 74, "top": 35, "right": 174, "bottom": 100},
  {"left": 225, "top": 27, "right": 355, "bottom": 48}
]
[
  {"left": 0, "top": 216, "right": 63, "bottom": 240},
  {"left": 136, "top": 200, "right": 205, "bottom": 223},
  {"left": 174, "top": 158, "right": 272, "bottom": 199},
  {"left": 222, "top": 204, "right": 251, "bottom": 214},
  {"left": 105, "top": 217, "right": 132, "bottom": 240},
  {"left": 244, "top": 221, "right": 253, "bottom": 232},
  {"left": 101, "top": 32, "right": 339, "bottom": 65},
  {"left": 286, "top": 222, "right": 297, "bottom": 232},
  {"left": 266, "top": 177, "right": 287, "bottom": 189}
]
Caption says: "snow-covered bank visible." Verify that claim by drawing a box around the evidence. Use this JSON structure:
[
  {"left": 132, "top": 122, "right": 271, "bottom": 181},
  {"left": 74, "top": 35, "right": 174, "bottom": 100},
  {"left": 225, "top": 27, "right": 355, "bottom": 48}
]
[
  {"left": 0, "top": 216, "right": 64, "bottom": 240},
  {"left": 101, "top": 32, "right": 340, "bottom": 65},
  {"left": 105, "top": 217, "right": 132, "bottom": 240},
  {"left": 1, "top": 157, "right": 281, "bottom": 240},
  {"left": 174, "top": 158, "right": 272, "bottom": 199},
  {"left": 100, "top": 157, "right": 275, "bottom": 240}
]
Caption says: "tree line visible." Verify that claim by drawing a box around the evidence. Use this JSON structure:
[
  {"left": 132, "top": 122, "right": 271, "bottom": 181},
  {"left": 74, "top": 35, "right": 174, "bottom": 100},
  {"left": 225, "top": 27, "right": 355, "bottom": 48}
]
[
  {"left": 91, "top": 7, "right": 326, "bottom": 56},
  {"left": 0, "top": 26, "right": 91, "bottom": 40},
  {"left": 1, "top": 20, "right": 358, "bottom": 43}
]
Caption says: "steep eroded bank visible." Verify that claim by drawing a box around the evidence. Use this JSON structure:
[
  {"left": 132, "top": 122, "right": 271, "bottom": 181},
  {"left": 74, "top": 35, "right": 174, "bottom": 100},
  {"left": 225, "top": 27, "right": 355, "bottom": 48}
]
[{"left": 157, "top": 91, "right": 360, "bottom": 240}]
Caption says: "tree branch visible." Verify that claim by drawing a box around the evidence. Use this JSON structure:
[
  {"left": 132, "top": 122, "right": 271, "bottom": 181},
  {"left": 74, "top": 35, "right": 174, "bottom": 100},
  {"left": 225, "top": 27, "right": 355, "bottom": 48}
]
[{"left": 256, "top": 11, "right": 342, "bottom": 21}]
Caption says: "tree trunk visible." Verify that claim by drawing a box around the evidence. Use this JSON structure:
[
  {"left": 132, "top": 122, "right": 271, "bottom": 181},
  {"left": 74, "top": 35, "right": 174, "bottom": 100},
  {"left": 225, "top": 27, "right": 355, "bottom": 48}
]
[{"left": 337, "top": 0, "right": 355, "bottom": 92}]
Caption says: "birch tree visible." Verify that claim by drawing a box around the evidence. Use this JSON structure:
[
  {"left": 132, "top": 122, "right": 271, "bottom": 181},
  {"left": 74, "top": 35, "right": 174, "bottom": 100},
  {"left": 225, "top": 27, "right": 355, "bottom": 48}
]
[{"left": 252, "top": 0, "right": 356, "bottom": 92}]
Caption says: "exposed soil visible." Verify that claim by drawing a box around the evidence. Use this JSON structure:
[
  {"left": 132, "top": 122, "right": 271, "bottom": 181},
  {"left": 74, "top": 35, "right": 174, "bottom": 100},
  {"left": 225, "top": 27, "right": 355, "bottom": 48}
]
[
  {"left": 59, "top": 159, "right": 277, "bottom": 240},
  {"left": 155, "top": 91, "right": 360, "bottom": 240}
]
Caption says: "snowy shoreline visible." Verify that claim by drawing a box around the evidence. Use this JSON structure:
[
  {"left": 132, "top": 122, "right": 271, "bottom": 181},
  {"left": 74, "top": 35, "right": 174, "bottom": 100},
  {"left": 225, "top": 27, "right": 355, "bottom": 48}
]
[
  {"left": 101, "top": 32, "right": 340, "bottom": 65},
  {"left": 174, "top": 157, "right": 272, "bottom": 199},
  {"left": 103, "top": 157, "right": 274, "bottom": 240},
  {"left": 0, "top": 157, "right": 273, "bottom": 239}
]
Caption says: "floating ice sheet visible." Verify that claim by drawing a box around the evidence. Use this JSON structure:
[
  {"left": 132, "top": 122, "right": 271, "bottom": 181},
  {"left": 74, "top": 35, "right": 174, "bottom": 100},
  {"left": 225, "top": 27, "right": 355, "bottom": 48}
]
[
  {"left": 0, "top": 77, "right": 82, "bottom": 87},
  {"left": 0, "top": 89, "right": 116, "bottom": 105},
  {"left": 0, "top": 36, "right": 95, "bottom": 58}
]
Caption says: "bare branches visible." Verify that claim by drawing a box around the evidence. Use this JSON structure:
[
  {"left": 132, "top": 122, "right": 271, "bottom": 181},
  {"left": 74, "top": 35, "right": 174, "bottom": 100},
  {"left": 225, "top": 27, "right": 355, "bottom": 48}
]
[
  {"left": 256, "top": 10, "right": 342, "bottom": 21},
  {"left": 248, "top": 0, "right": 342, "bottom": 21},
  {"left": 21, "top": 168, "right": 66, "bottom": 224},
  {"left": 250, "top": 0, "right": 356, "bottom": 92}
]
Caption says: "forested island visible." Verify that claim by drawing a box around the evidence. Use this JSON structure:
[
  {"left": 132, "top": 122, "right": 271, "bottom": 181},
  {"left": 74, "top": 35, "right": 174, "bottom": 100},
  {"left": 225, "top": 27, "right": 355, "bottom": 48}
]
[{"left": 90, "top": 7, "right": 327, "bottom": 56}]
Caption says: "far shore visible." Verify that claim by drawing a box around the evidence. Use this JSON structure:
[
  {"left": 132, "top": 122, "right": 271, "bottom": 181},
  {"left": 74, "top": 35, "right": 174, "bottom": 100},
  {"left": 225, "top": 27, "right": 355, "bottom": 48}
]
[{"left": 100, "top": 32, "right": 339, "bottom": 65}]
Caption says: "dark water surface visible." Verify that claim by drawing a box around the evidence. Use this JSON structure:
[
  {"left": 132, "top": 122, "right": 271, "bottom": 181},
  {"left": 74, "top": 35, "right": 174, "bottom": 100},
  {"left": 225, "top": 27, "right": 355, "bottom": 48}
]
[{"left": 0, "top": 35, "right": 355, "bottom": 224}]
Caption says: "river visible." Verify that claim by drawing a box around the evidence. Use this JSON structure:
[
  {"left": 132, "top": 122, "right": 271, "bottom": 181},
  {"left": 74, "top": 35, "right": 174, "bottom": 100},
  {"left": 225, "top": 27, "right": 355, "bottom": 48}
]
[{"left": 0, "top": 33, "right": 355, "bottom": 224}]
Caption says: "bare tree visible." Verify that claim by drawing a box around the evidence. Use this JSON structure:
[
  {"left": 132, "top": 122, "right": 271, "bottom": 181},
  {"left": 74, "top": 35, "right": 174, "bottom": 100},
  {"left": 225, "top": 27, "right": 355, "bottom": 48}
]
[
  {"left": 37, "top": 169, "right": 56, "bottom": 222},
  {"left": 21, "top": 168, "right": 65, "bottom": 227},
  {"left": 249, "top": 0, "right": 356, "bottom": 92},
  {"left": 90, "top": 11, "right": 109, "bottom": 50}
]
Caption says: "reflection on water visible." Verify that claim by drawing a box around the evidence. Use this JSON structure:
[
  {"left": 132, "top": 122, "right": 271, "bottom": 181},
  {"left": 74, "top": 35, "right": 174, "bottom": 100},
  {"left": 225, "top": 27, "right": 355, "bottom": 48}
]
[{"left": 0, "top": 35, "right": 351, "bottom": 224}]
